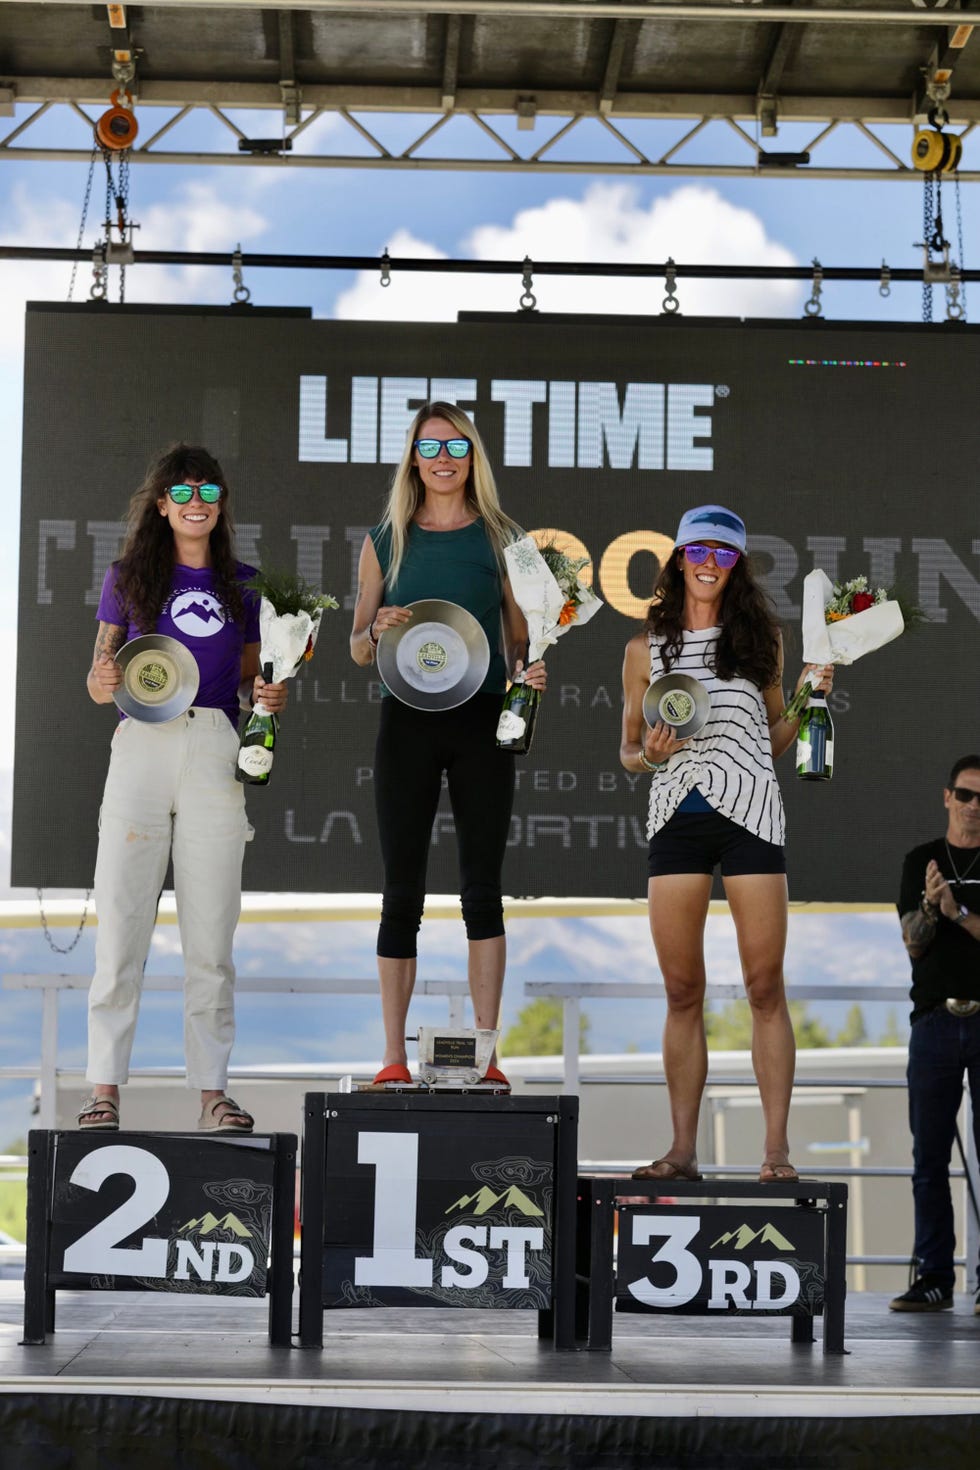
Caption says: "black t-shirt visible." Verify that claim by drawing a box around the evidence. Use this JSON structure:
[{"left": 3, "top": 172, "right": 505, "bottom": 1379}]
[{"left": 898, "top": 838, "right": 980, "bottom": 1021}]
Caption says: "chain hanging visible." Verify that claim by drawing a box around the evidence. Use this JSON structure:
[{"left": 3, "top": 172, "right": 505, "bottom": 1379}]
[
  {"left": 68, "top": 144, "right": 99, "bottom": 302},
  {"left": 952, "top": 170, "right": 968, "bottom": 322},
  {"left": 100, "top": 146, "right": 133, "bottom": 302},
  {"left": 36, "top": 888, "right": 92, "bottom": 955}
]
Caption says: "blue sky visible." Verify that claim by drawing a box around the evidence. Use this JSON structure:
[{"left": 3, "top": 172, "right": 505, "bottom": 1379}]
[{"left": 0, "top": 106, "right": 957, "bottom": 1146}]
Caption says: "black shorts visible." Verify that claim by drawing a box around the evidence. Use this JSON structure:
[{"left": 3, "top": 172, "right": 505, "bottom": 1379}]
[{"left": 647, "top": 809, "right": 786, "bottom": 878}]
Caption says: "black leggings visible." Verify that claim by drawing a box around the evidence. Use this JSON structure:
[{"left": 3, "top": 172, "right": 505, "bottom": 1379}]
[{"left": 374, "top": 693, "right": 516, "bottom": 959}]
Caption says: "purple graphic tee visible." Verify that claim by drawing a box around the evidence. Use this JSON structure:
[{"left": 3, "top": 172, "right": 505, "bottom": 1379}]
[{"left": 97, "top": 561, "right": 261, "bottom": 726}]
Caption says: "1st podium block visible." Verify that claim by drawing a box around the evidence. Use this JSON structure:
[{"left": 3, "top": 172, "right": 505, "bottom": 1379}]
[{"left": 299, "top": 1091, "right": 579, "bottom": 1348}]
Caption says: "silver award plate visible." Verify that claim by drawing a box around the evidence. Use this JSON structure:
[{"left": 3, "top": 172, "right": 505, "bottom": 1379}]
[
  {"left": 113, "top": 634, "right": 200, "bottom": 723},
  {"left": 377, "top": 599, "right": 490, "bottom": 711},
  {"left": 643, "top": 672, "right": 711, "bottom": 739}
]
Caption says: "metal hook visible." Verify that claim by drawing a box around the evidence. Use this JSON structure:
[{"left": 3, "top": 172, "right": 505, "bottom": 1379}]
[
  {"left": 946, "top": 266, "right": 965, "bottom": 321},
  {"left": 804, "top": 257, "right": 824, "bottom": 318},
  {"left": 380, "top": 248, "right": 391, "bottom": 288},
  {"left": 231, "top": 244, "right": 251, "bottom": 304},
  {"left": 90, "top": 241, "right": 108, "bottom": 301},
  {"left": 879, "top": 260, "right": 891, "bottom": 299},
  {"left": 661, "top": 257, "right": 680, "bottom": 315},
  {"left": 519, "top": 254, "right": 537, "bottom": 311}
]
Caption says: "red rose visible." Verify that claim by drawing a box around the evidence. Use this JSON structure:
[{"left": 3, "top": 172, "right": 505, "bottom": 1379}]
[{"left": 850, "top": 591, "right": 874, "bottom": 613}]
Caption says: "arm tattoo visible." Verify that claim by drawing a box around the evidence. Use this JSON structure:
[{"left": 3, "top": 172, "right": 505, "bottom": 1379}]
[
  {"left": 95, "top": 625, "right": 126, "bottom": 660},
  {"left": 902, "top": 906, "right": 937, "bottom": 952}
]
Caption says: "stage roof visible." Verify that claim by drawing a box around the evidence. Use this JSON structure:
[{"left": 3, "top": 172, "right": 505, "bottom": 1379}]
[{"left": 1, "top": 1, "right": 979, "bottom": 180}]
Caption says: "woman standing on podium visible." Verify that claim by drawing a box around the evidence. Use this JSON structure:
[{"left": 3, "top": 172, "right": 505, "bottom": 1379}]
[
  {"left": 350, "top": 402, "right": 545, "bottom": 1090},
  {"left": 620, "top": 504, "right": 832, "bottom": 1185},
  {"left": 77, "top": 443, "right": 288, "bottom": 1135}
]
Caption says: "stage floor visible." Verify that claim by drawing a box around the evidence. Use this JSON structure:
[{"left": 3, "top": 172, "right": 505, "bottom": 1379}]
[{"left": 1, "top": 1281, "right": 979, "bottom": 1417}]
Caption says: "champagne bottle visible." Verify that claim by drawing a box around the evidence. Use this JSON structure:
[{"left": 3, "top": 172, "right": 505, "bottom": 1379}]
[
  {"left": 496, "top": 671, "right": 541, "bottom": 754},
  {"left": 236, "top": 662, "right": 278, "bottom": 786},
  {"left": 795, "top": 689, "right": 834, "bottom": 781}
]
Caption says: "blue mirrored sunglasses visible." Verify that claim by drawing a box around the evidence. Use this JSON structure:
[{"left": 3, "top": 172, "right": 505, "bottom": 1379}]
[
  {"left": 414, "top": 438, "right": 472, "bottom": 460},
  {"left": 683, "top": 542, "right": 740, "bottom": 570},
  {"left": 168, "top": 483, "right": 223, "bottom": 504}
]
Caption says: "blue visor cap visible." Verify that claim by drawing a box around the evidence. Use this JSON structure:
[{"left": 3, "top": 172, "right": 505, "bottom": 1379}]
[{"left": 674, "top": 505, "right": 747, "bottom": 553}]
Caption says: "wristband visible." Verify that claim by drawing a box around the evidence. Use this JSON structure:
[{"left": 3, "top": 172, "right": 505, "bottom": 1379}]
[
  {"left": 638, "top": 750, "right": 667, "bottom": 773},
  {"left": 368, "top": 621, "right": 379, "bottom": 649}
]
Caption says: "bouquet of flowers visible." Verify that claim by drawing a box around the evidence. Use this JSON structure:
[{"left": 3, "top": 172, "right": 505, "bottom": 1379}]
[
  {"left": 496, "top": 535, "right": 602, "bottom": 752},
  {"left": 781, "top": 569, "right": 917, "bottom": 721},
  {"left": 246, "top": 569, "right": 339, "bottom": 683},
  {"left": 236, "top": 570, "right": 339, "bottom": 787}
]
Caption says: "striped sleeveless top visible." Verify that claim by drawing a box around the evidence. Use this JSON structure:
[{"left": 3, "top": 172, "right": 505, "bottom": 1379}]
[{"left": 646, "top": 629, "right": 785, "bottom": 846}]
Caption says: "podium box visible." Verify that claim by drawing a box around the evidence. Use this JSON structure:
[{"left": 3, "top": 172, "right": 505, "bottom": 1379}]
[
  {"left": 576, "top": 1174, "right": 848, "bottom": 1353},
  {"left": 299, "top": 1091, "right": 579, "bottom": 1348},
  {"left": 23, "top": 1130, "right": 297, "bottom": 1347}
]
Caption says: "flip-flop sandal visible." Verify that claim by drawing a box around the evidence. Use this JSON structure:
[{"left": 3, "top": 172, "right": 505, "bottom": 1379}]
[
  {"left": 631, "top": 1158, "right": 703, "bottom": 1181},
  {"left": 373, "top": 1064, "right": 412, "bottom": 1085},
  {"left": 77, "top": 1094, "right": 119, "bottom": 1131},
  {"left": 482, "top": 1065, "right": 511, "bottom": 1091},
  {"left": 759, "top": 1161, "right": 799, "bottom": 1183},
  {"left": 198, "top": 1096, "right": 254, "bottom": 1134}
]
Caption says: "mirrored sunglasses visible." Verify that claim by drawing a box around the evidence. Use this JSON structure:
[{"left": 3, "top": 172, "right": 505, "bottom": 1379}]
[
  {"left": 414, "top": 438, "right": 472, "bottom": 459},
  {"left": 951, "top": 786, "right": 980, "bottom": 805},
  {"left": 683, "top": 542, "right": 741, "bottom": 570},
  {"left": 168, "top": 483, "right": 223, "bottom": 504}
]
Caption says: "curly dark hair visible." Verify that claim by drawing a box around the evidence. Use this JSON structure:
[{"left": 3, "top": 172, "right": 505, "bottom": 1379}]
[
  {"left": 644, "top": 549, "right": 781, "bottom": 689},
  {"left": 112, "top": 443, "right": 245, "bottom": 632}
]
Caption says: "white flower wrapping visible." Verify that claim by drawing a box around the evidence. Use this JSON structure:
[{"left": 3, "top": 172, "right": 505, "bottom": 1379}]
[
  {"left": 258, "top": 598, "right": 326, "bottom": 682},
  {"left": 800, "top": 568, "right": 905, "bottom": 666},
  {"left": 504, "top": 535, "right": 603, "bottom": 663}
]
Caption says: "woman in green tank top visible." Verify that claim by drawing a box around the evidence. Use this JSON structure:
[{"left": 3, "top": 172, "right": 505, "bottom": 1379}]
[{"left": 351, "top": 402, "right": 546, "bottom": 1089}]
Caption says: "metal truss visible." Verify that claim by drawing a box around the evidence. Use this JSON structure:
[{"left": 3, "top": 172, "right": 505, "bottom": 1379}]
[{"left": 4, "top": 99, "right": 980, "bottom": 182}]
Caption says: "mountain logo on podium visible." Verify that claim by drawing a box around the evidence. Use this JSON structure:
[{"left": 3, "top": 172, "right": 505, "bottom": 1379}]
[
  {"left": 444, "top": 1185, "right": 543, "bottom": 1218},
  {"left": 177, "top": 1211, "right": 252, "bottom": 1239},
  {"left": 709, "top": 1222, "right": 795, "bottom": 1252}
]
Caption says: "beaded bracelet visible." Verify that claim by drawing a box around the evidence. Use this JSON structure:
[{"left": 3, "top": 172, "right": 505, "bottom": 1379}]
[{"left": 638, "top": 750, "right": 667, "bottom": 773}]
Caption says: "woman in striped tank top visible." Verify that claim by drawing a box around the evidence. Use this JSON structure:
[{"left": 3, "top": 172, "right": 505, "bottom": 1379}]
[{"left": 620, "top": 504, "right": 833, "bottom": 1185}]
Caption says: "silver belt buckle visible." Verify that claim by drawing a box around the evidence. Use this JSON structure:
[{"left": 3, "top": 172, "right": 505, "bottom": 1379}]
[{"left": 945, "top": 998, "right": 980, "bottom": 1017}]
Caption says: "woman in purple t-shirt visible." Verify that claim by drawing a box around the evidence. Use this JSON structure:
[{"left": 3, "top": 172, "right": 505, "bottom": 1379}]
[{"left": 78, "top": 444, "right": 287, "bottom": 1134}]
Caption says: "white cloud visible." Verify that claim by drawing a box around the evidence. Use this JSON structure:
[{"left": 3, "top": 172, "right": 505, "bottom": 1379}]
[
  {"left": 334, "top": 182, "right": 802, "bottom": 321},
  {"left": 0, "top": 178, "right": 269, "bottom": 377}
]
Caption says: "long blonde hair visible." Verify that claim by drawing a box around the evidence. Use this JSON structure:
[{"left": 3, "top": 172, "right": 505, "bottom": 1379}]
[{"left": 378, "top": 401, "right": 522, "bottom": 586}]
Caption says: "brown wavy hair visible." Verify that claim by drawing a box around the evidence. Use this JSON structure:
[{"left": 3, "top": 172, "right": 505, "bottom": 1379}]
[
  {"left": 112, "top": 444, "right": 245, "bottom": 632},
  {"left": 644, "top": 549, "right": 781, "bottom": 689}
]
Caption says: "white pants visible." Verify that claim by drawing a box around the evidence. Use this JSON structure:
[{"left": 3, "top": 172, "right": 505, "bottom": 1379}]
[{"left": 87, "top": 709, "right": 250, "bottom": 1089}]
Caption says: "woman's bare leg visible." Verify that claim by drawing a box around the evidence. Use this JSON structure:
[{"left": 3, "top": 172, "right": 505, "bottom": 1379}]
[
  {"left": 724, "top": 872, "right": 796, "bottom": 1174},
  {"left": 644, "top": 873, "right": 713, "bottom": 1174},
  {"left": 378, "top": 956, "right": 417, "bottom": 1069}
]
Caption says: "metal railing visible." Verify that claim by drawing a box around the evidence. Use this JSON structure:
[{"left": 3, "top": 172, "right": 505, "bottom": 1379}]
[
  {"left": 3, "top": 969, "right": 978, "bottom": 1286},
  {"left": 1, "top": 972, "right": 472, "bottom": 1130}
]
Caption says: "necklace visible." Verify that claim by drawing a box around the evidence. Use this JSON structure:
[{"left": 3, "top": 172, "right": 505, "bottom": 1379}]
[{"left": 944, "top": 839, "right": 980, "bottom": 886}]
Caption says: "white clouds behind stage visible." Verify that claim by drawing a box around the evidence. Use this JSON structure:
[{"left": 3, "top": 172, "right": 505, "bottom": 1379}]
[{"left": 333, "top": 183, "right": 803, "bottom": 321}]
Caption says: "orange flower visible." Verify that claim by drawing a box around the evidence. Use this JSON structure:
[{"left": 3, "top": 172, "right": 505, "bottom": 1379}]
[
  {"left": 303, "top": 635, "right": 315, "bottom": 660},
  {"left": 558, "top": 599, "right": 578, "bottom": 626}
]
